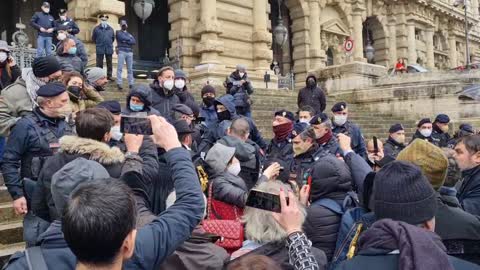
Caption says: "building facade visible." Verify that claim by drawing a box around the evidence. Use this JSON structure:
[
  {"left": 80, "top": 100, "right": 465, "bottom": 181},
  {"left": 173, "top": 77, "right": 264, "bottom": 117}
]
[{"left": 1, "top": 0, "right": 480, "bottom": 88}]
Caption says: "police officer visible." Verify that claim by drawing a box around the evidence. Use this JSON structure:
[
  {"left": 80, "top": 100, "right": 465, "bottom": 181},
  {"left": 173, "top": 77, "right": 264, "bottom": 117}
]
[
  {"left": 266, "top": 110, "right": 294, "bottom": 170},
  {"left": 331, "top": 102, "right": 367, "bottom": 159},
  {"left": 55, "top": 9, "right": 80, "bottom": 36},
  {"left": 432, "top": 114, "right": 451, "bottom": 147},
  {"left": 384, "top": 123, "right": 406, "bottom": 158},
  {"left": 1, "top": 82, "right": 73, "bottom": 247},
  {"left": 309, "top": 112, "right": 341, "bottom": 156}
]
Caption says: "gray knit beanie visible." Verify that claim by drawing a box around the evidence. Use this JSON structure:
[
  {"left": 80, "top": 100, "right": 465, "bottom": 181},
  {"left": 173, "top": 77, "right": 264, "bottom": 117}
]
[
  {"left": 374, "top": 161, "right": 437, "bottom": 225},
  {"left": 85, "top": 67, "right": 106, "bottom": 84}
]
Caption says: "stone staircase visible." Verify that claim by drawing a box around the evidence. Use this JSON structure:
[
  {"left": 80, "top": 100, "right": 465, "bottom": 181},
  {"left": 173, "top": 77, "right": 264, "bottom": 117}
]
[{"left": 0, "top": 175, "right": 24, "bottom": 267}]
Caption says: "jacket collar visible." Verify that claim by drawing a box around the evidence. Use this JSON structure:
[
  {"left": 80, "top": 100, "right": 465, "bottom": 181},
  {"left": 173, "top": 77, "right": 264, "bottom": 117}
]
[
  {"left": 59, "top": 135, "right": 125, "bottom": 165},
  {"left": 386, "top": 136, "right": 405, "bottom": 148},
  {"left": 461, "top": 165, "right": 480, "bottom": 178}
]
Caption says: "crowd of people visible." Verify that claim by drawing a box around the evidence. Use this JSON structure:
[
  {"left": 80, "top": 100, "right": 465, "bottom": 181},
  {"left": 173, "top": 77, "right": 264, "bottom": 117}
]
[{"left": 0, "top": 2, "right": 479, "bottom": 270}]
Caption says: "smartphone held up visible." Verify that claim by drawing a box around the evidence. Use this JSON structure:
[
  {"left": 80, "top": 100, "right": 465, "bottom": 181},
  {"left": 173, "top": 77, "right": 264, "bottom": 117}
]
[
  {"left": 120, "top": 114, "right": 153, "bottom": 135},
  {"left": 246, "top": 190, "right": 289, "bottom": 213}
]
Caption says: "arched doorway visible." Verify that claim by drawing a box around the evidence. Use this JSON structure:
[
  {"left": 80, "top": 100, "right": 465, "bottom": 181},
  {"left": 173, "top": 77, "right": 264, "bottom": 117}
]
[
  {"left": 124, "top": 0, "right": 170, "bottom": 63},
  {"left": 363, "top": 16, "right": 387, "bottom": 66},
  {"left": 269, "top": 0, "right": 293, "bottom": 76}
]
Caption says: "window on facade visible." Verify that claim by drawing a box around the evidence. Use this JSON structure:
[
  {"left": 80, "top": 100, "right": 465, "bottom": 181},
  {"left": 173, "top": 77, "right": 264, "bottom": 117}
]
[
  {"left": 326, "top": 48, "right": 334, "bottom": 66},
  {"left": 415, "top": 29, "right": 423, "bottom": 41}
]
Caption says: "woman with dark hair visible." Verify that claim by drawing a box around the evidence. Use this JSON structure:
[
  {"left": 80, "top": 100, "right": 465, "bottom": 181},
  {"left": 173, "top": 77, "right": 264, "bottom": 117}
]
[{"left": 62, "top": 71, "right": 103, "bottom": 114}]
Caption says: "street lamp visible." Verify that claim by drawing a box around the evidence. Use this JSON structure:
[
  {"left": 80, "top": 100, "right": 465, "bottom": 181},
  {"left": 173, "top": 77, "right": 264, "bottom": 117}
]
[
  {"left": 273, "top": 0, "right": 288, "bottom": 47},
  {"left": 132, "top": 0, "right": 155, "bottom": 24}
]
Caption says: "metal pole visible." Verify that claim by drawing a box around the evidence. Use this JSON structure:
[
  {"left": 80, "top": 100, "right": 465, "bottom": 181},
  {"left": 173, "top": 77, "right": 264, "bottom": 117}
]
[{"left": 465, "top": 0, "right": 471, "bottom": 67}]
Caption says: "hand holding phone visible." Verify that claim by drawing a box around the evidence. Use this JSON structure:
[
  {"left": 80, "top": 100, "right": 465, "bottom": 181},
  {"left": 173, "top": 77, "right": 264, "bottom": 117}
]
[
  {"left": 272, "top": 190, "right": 303, "bottom": 235},
  {"left": 120, "top": 115, "right": 153, "bottom": 135},
  {"left": 246, "top": 190, "right": 288, "bottom": 213}
]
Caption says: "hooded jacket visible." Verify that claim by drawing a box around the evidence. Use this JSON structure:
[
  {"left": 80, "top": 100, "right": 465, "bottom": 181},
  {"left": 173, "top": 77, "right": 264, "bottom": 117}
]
[
  {"left": 150, "top": 80, "right": 180, "bottom": 121},
  {"left": 31, "top": 135, "right": 125, "bottom": 222},
  {"left": 205, "top": 143, "right": 249, "bottom": 208},
  {"left": 297, "top": 75, "right": 326, "bottom": 114},
  {"left": 124, "top": 84, "right": 161, "bottom": 116},
  {"left": 304, "top": 155, "right": 353, "bottom": 261},
  {"left": 217, "top": 135, "right": 261, "bottom": 190}
]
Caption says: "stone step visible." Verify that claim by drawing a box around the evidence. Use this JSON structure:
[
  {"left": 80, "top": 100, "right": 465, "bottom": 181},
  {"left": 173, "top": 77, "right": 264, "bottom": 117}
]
[
  {"left": 0, "top": 187, "right": 11, "bottom": 205},
  {"left": 0, "top": 242, "right": 25, "bottom": 267},
  {"left": 0, "top": 221, "right": 23, "bottom": 246},
  {"left": 0, "top": 203, "right": 21, "bottom": 225}
]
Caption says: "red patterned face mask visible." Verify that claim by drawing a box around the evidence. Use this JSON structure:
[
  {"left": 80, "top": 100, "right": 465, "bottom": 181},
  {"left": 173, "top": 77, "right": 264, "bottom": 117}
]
[{"left": 273, "top": 122, "right": 293, "bottom": 140}]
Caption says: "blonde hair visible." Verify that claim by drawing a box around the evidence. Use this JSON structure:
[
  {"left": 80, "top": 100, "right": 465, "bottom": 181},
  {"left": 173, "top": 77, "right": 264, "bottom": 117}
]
[{"left": 242, "top": 181, "right": 306, "bottom": 243}]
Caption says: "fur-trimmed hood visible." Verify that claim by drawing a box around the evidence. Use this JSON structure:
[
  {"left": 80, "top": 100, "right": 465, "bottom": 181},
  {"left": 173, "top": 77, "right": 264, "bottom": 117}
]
[{"left": 59, "top": 135, "right": 125, "bottom": 165}]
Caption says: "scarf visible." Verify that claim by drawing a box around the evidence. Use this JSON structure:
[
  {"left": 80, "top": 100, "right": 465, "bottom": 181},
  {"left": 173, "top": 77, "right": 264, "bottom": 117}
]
[
  {"left": 22, "top": 68, "right": 45, "bottom": 107},
  {"left": 273, "top": 122, "right": 293, "bottom": 141},
  {"left": 316, "top": 129, "right": 333, "bottom": 145},
  {"left": 359, "top": 219, "right": 453, "bottom": 270}
]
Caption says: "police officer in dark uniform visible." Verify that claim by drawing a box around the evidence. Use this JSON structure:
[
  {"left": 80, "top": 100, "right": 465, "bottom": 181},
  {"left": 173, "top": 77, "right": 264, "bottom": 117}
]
[
  {"left": 331, "top": 102, "right": 367, "bottom": 159},
  {"left": 266, "top": 110, "right": 295, "bottom": 170},
  {"left": 291, "top": 122, "right": 327, "bottom": 187},
  {"left": 309, "top": 112, "right": 341, "bottom": 156},
  {"left": 1, "top": 82, "right": 73, "bottom": 247},
  {"left": 384, "top": 123, "right": 406, "bottom": 158},
  {"left": 432, "top": 114, "right": 451, "bottom": 148}
]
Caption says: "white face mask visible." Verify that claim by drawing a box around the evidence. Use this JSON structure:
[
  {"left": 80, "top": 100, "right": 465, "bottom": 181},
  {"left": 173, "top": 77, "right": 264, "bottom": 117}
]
[
  {"left": 299, "top": 118, "right": 311, "bottom": 124},
  {"left": 110, "top": 125, "right": 123, "bottom": 141},
  {"left": 239, "top": 72, "right": 245, "bottom": 77},
  {"left": 174, "top": 79, "right": 185, "bottom": 89},
  {"left": 333, "top": 115, "right": 348, "bottom": 126},
  {"left": 0, "top": 52, "right": 8, "bottom": 63},
  {"left": 227, "top": 162, "right": 241, "bottom": 176},
  {"left": 57, "top": 32, "right": 67, "bottom": 41},
  {"left": 60, "top": 15, "right": 67, "bottom": 21},
  {"left": 420, "top": 129, "right": 432, "bottom": 138},
  {"left": 42, "top": 8, "right": 50, "bottom": 13},
  {"left": 163, "top": 79, "right": 174, "bottom": 90}
]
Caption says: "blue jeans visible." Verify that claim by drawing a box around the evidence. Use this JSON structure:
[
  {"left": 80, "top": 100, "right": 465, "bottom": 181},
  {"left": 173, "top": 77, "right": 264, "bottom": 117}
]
[
  {"left": 36, "top": 36, "right": 53, "bottom": 57},
  {"left": 0, "top": 136, "right": 5, "bottom": 162},
  {"left": 117, "top": 51, "right": 134, "bottom": 86}
]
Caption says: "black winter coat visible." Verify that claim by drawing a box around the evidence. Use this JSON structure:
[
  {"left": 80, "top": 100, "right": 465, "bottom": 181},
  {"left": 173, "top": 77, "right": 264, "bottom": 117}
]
[
  {"left": 297, "top": 75, "right": 326, "bottom": 114},
  {"left": 266, "top": 138, "right": 294, "bottom": 171},
  {"left": 304, "top": 198, "right": 343, "bottom": 261},
  {"left": 150, "top": 80, "right": 180, "bottom": 121},
  {"left": 457, "top": 166, "right": 480, "bottom": 217},
  {"left": 384, "top": 137, "right": 405, "bottom": 159},
  {"left": 211, "top": 171, "right": 248, "bottom": 208},
  {"left": 31, "top": 136, "right": 125, "bottom": 222}
]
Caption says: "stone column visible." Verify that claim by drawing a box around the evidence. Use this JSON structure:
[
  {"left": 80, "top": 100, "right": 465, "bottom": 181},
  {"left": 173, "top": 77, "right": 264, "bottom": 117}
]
[
  {"left": 352, "top": 11, "right": 365, "bottom": 61},
  {"left": 407, "top": 22, "right": 417, "bottom": 64},
  {"left": 425, "top": 28, "right": 435, "bottom": 69},
  {"left": 388, "top": 21, "right": 397, "bottom": 66},
  {"left": 449, "top": 36, "right": 458, "bottom": 68},
  {"left": 252, "top": 0, "right": 272, "bottom": 71},
  {"left": 195, "top": 0, "right": 223, "bottom": 64},
  {"left": 309, "top": 0, "right": 325, "bottom": 70}
]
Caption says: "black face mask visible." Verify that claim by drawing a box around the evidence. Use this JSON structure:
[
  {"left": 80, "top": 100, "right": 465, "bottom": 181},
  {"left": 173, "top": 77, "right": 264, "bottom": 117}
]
[
  {"left": 67, "top": 86, "right": 82, "bottom": 99},
  {"left": 121, "top": 25, "right": 127, "bottom": 31},
  {"left": 217, "top": 110, "right": 231, "bottom": 122},
  {"left": 203, "top": 97, "right": 215, "bottom": 107},
  {"left": 307, "top": 79, "right": 316, "bottom": 88}
]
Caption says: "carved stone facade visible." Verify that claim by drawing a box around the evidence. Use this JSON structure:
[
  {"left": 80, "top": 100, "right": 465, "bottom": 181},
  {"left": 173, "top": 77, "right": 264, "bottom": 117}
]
[{"left": 15, "top": 0, "right": 480, "bottom": 88}]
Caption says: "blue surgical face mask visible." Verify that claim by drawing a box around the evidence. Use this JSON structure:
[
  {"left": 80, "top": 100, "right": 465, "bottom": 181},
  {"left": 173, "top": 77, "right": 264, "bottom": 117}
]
[
  {"left": 68, "top": 47, "right": 77, "bottom": 55},
  {"left": 130, "top": 103, "right": 144, "bottom": 112}
]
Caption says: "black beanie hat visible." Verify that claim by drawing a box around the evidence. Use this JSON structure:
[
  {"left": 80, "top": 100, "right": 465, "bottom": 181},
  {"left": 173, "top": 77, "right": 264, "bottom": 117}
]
[
  {"left": 374, "top": 161, "right": 437, "bottom": 225},
  {"left": 201, "top": 85, "right": 216, "bottom": 96},
  {"left": 417, "top": 118, "right": 432, "bottom": 128},
  {"left": 32, "top": 56, "right": 62, "bottom": 78}
]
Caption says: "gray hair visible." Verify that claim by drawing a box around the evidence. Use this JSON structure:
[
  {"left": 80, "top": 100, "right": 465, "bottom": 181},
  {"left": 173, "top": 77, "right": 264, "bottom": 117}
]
[
  {"left": 242, "top": 181, "right": 306, "bottom": 243},
  {"left": 36, "top": 96, "right": 50, "bottom": 107},
  {"left": 321, "top": 118, "right": 333, "bottom": 130}
]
